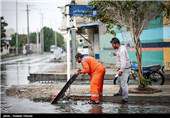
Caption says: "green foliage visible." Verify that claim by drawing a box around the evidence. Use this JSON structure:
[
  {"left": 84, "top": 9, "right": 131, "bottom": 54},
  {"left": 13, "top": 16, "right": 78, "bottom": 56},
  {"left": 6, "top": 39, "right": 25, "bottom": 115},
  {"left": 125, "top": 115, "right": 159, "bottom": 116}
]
[
  {"left": 30, "top": 32, "right": 37, "bottom": 43},
  {"left": 10, "top": 33, "right": 27, "bottom": 48},
  {"left": 9, "top": 26, "right": 65, "bottom": 52},
  {"left": 18, "top": 34, "right": 27, "bottom": 48},
  {"left": 10, "top": 34, "right": 16, "bottom": 47},
  {"left": 89, "top": 1, "right": 170, "bottom": 34},
  {"left": 43, "top": 27, "right": 65, "bottom": 52},
  {"left": 43, "top": 27, "right": 54, "bottom": 52},
  {"left": 55, "top": 32, "right": 65, "bottom": 49}
]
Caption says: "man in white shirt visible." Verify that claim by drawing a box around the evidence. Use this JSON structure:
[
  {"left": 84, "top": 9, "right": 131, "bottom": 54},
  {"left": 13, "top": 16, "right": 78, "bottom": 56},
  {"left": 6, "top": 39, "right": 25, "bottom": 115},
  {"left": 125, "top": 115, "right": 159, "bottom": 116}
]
[{"left": 110, "top": 37, "right": 131, "bottom": 103}]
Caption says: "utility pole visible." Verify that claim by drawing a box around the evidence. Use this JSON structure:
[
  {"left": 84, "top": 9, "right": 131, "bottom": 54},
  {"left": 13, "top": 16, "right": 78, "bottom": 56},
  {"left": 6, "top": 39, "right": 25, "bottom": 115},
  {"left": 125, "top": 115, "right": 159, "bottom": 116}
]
[
  {"left": 16, "top": 0, "right": 18, "bottom": 55},
  {"left": 70, "top": 17, "right": 77, "bottom": 69},
  {"left": 26, "top": 4, "right": 30, "bottom": 54},
  {"left": 65, "top": 4, "right": 71, "bottom": 96},
  {"left": 40, "top": 13, "right": 44, "bottom": 54},
  {"left": 36, "top": 29, "right": 39, "bottom": 53},
  {"left": 55, "top": 31, "right": 57, "bottom": 46}
]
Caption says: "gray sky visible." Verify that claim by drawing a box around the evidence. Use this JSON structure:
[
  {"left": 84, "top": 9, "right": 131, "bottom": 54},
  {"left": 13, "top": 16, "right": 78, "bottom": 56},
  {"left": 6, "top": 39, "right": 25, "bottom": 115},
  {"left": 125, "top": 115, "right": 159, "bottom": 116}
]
[{"left": 1, "top": 0, "right": 71, "bottom": 34}]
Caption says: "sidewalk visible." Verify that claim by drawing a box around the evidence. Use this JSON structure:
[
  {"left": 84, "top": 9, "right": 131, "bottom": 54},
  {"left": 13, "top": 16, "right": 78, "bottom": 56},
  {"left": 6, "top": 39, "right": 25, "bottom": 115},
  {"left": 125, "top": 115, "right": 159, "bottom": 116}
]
[
  {"left": 28, "top": 67, "right": 170, "bottom": 82},
  {"left": 165, "top": 70, "right": 170, "bottom": 79},
  {"left": 69, "top": 85, "right": 170, "bottom": 104}
]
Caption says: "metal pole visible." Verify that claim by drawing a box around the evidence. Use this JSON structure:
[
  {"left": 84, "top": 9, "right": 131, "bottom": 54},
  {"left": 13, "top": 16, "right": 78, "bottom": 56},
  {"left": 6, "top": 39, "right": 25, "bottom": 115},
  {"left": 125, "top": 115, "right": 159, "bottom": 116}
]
[
  {"left": 66, "top": 5, "right": 71, "bottom": 96},
  {"left": 40, "top": 13, "right": 44, "bottom": 53},
  {"left": 66, "top": 5, "right": 71, "bottom": 82},
  {"left": 72, "top": 16, "right": 77, "bottom": 69},
  {"left": 36, "top": 29, "right": 39, "bottom": 53},
  {"left": 26, "top": 4, "right": 30, "bottom": 53},
  {"left": 55, "top": 31, "right": 57, "bottom": 47},
  {"left": 71, "top": 28, "right": 77, "bottom": 69},
  {"left": 16, "top": 0, "right": 18, "bottom": 55}
]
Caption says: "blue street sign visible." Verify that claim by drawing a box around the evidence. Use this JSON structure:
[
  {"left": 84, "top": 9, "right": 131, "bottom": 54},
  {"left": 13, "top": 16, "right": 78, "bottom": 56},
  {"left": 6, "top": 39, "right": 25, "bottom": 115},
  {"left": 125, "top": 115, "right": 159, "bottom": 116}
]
[{"left": 69, "top": 5, "right": 97, "bottom": 17}]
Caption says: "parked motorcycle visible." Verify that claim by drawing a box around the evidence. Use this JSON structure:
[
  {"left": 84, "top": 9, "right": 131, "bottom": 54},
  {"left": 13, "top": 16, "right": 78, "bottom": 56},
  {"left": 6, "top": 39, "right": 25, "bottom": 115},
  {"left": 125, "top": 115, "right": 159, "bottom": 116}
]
[{"left": 113, "top": 62, "right": 165, "bottom": 85}]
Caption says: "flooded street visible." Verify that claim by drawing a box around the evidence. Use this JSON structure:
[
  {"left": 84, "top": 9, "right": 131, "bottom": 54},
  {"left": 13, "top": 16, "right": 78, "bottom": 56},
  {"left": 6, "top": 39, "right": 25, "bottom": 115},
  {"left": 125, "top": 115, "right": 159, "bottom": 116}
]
[
  {"left": 1, "top": 54, "right": 170, "bottom": 114},
  {"left": 2, "top": 96, "right": 170, "bottom": 113}
]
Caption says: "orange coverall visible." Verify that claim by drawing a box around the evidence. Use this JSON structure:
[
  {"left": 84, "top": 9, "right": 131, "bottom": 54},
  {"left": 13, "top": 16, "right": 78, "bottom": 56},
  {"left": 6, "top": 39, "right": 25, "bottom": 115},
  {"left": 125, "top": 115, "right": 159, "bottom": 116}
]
[{"left": 80, "top": 56, "right": 105, "bottom": 102}]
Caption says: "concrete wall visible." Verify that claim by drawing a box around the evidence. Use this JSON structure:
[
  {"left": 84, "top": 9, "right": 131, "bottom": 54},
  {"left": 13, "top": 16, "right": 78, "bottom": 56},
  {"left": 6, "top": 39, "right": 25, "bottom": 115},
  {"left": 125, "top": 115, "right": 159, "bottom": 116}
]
[
  {"left": 163, "top": 24, "right": 170, "bottom": 70},
  {"left": 163, "top": 47, "right": 170, "bottom": 70},
  {"left": 99, "top": 17, "right": 170, "bottom": 67}
]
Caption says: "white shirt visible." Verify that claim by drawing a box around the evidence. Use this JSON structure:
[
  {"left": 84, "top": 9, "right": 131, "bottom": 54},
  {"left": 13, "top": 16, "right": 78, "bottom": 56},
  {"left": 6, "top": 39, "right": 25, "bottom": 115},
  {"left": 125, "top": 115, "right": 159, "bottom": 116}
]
[{"left": 115, "top": 45, "right": 131, "bottom": 71}]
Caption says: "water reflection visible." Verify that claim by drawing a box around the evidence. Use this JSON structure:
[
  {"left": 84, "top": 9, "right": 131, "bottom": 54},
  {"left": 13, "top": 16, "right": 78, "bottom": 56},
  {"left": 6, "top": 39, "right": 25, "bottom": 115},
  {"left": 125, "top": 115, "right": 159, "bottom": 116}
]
[
  {"left": 117, "top": 103, "right": 128, "bottom": 113},
  {"left": 1, "top": 63, "right": 30, "bottom": 86},
  {"left": 1, "top": 66, "right": 8, "bottom": 113},
  {"left": 89, "top": 105, "right": 103, "bottom": 114}
]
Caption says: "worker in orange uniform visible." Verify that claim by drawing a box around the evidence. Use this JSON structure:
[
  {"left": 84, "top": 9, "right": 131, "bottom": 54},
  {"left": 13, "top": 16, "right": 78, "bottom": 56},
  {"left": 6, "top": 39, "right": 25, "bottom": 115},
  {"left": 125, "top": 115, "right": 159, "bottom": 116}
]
[{"left": 75, "top": 53, "right": 105, "bottom": 104}]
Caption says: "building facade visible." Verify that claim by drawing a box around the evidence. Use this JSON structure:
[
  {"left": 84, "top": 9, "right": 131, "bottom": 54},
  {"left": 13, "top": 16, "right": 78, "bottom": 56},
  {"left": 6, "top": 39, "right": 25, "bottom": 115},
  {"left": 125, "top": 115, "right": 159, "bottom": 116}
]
[{"left": 99, "top": 16, "right": 170, "bottom": 70}]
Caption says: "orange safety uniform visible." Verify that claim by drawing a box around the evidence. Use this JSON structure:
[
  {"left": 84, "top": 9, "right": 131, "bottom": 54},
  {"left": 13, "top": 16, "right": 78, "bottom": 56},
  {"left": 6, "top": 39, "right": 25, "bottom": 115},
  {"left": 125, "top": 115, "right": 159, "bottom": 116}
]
[{"left": 80, "top": 56, "right": 105, "bottom": 102}]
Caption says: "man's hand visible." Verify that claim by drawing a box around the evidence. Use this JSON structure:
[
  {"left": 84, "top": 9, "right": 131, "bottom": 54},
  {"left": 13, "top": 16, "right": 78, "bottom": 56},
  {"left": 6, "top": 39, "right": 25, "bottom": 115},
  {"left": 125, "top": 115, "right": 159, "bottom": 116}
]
[
  {"left": 118, "top": 70, "right": 123, "bottom": 76},
  {"left": 75, "top": 68, "right": 81, "bottom": 75}
]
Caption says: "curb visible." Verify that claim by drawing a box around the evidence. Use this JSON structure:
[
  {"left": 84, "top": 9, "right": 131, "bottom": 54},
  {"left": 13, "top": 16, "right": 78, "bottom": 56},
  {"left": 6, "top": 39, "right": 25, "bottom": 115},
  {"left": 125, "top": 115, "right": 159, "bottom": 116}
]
[{"left": 69, "top": 95, "right": 170, "bottom": 104}]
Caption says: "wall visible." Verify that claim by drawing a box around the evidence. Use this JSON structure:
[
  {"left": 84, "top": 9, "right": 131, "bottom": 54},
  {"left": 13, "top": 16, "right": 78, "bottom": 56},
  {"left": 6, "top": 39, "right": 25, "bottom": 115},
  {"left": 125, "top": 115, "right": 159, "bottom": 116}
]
[
  {"left": 163, "top": 18, "right": 170, "bottom": 70},
  {"left": 99, "top": 17, "right": 170, "bottom": 68}
]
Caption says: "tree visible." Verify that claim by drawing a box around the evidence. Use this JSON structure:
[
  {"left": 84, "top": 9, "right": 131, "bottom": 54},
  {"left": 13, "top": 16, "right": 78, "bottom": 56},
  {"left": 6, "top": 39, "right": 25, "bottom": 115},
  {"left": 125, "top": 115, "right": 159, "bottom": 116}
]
[
  {"left": 10, "top": 33, "right": 27, "bottom": 49},
  {"left": 30, "top": 32, "right": 37, "bottom": 43},
  {"left": 10, "top": 27, "right": 65, "bottom": 53},
  {"left": 43, "top": 27, "right": 55, "bottom": 52},
  {"left": 11, "top": 33, "right": 34, "bottom": 49},
  {"left": 43, "top": 27, "right": 65, "bottom": 52},
  {"left": 89, "top": 1, "right": 170, "bottom": 88},
  {"left": 55, "top": 32, "right": 65, "bottom": 49}
]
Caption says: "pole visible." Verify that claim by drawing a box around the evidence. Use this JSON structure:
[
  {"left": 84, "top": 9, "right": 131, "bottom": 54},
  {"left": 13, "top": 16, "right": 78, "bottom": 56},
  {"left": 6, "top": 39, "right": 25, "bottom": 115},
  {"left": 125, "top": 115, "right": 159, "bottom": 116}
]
[
  {"left": 16, "top": 0, "right": 18, "bottom": 55},
  {"left": 40, "top": 13, "right": 44, "bottom": 54},
  {"left": 71, "top": 16, "right": 77, "bottom": 69},
  {"left": 26, "top": 4, "right": 30, "bottom": 54},
  {"left": 66, "top": 5, "right": 71, "bottom": 82},
  {"left": 55, "top": 32, "right": 57, "bottom": 47},
  {"left": 36, "top": 29, "right": 39, "bottom": 53},
  {"left": 71, "top": 28, "right": 77, "bottom": 69},
  {"left": 66, "top": 5, "right": 71, "bottom": 96}
]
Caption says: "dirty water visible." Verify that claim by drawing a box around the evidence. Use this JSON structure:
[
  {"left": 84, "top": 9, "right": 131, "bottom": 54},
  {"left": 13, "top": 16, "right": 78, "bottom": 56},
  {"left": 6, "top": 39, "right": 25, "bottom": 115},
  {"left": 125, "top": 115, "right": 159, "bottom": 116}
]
[{"left": 1, "top": 96, "right": 170, "bottom": 114}]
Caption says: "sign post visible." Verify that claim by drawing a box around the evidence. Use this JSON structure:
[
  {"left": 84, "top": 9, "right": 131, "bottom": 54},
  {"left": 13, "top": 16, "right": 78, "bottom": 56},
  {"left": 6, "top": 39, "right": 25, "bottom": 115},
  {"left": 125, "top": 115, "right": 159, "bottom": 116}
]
[{"left": 65, "top": 4, "right": 97, "bottom": 97}]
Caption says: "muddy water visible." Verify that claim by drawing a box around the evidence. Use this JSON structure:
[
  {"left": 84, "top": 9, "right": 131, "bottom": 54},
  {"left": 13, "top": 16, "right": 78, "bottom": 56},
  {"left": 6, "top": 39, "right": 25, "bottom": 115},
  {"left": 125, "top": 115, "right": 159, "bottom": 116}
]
[{"left": 1, "top": 96, "right": 170, "bottom": 113}]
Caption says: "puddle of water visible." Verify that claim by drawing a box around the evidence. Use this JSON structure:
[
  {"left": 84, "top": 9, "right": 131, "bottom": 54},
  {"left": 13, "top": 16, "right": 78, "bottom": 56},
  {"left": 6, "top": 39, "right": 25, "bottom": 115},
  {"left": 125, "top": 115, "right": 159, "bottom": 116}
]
[
  {"left": 1, "top": 97, "right": 58, "bottom": 113},
  {"left": 1, "top": 63, "right": 30, "bottom": 86},
  {"left": 2, "top": 97, "right": 170, "bottom": 114}
]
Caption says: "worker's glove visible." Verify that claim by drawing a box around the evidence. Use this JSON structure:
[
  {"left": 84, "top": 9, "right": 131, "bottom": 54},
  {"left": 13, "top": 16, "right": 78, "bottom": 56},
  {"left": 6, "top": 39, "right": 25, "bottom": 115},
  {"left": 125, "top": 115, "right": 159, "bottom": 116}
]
[{"left": 75, "top": 68, "right": 81, "bottom": 75}]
